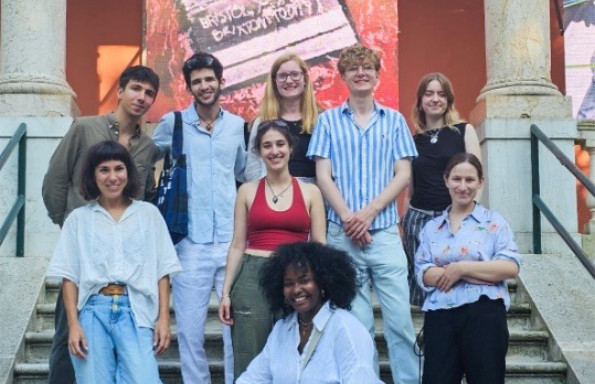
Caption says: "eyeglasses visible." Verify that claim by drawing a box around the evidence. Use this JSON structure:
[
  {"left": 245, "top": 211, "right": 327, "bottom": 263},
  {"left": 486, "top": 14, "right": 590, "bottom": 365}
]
[
  {"left": 275, "top": 71, "right": 304, "bottom": 82},
  {"left": 257, "top": 119, "right": 289, "bottom": 131},
  {"left": 184, "top": 55, "right": 215, "bottom": 70}
]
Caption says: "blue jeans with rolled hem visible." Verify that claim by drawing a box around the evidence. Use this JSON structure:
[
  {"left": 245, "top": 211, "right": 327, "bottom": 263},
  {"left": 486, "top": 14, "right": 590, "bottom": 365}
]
[
  {"left": 327, "top": 221, "right": 419, "bottom": 384},
  {"left": 70, "top": 294, "right": 161, "bottom": 384}
]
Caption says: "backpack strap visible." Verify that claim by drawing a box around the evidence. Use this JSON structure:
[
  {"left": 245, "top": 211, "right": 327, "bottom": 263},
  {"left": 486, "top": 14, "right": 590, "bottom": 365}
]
[{"left": 172, "top": 111, "right": 183, "bottom": 158}]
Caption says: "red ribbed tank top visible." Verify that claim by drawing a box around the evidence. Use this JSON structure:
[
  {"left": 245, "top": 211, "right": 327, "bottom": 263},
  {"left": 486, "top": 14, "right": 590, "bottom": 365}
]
[{"left": 247, "top": 177, "right": 310, "bottom": 251}]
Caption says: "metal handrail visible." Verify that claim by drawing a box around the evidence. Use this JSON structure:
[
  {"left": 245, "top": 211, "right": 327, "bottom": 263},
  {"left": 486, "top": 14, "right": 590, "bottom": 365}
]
[
  {"left": 530, "top": 123, "right": 595, "bottom": 278},
  {"left": 0, "top": 123, "right": 27, "bottom": 257}
]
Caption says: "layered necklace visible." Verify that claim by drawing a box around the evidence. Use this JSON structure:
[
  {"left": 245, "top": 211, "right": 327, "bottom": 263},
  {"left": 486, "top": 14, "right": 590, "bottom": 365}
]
[{"left": 265, "top": 177, "right": 292, "bottom": 204}]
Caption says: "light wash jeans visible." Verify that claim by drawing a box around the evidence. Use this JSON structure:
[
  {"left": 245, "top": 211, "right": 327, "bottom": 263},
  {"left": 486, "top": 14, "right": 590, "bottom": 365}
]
[
  {"left": 70, "top": 294, "right": 161, "bottom": 383},
  {"left": 327, "top": 221, "right": 420, "bottom": 384},
  {"left": 173, "top": 238, "right": 234, "bottom": 384}
]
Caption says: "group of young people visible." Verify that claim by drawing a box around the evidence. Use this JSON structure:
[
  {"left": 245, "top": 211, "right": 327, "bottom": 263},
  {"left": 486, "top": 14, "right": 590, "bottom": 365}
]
[{"left": 43, "top": 42, "right": 521, "bottom": 384}]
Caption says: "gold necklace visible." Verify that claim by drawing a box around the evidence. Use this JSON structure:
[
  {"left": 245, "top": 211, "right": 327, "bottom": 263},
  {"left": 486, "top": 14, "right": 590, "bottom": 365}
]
[
  {"left": 298, "top": 315, "right": 313, "bottom": 328},
  {"left": 265, "top": 177, "right": 292, "bottom": 204},
  {"left": 298, "top": 316, "right": 313, "bottom": 338}
]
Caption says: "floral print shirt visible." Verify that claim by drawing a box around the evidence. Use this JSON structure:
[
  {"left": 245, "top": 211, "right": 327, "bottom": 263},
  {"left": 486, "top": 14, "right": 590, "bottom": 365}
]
[{"left": 414, "top": 203, "right": 521, "bottom": 311}]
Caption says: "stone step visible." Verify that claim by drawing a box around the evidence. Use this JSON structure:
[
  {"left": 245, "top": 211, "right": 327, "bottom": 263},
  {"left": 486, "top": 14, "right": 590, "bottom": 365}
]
[
  {"left": 23, "top": 327, "right": 552, "bottom": 365},
  {"left": 41, "top": 278, "right": 523, "bottom": 305},
  {"left": 22, "top": 279, "right": 561, "bottom": 384},
  {"left": 39, "top": 280, "right": 526, "bottom": 332},
  {"left": 13, "top": 359, "right": 567, "bottom": 384},
  {"left": 33, "top": 299, "right": 533, "bottom": 333}
]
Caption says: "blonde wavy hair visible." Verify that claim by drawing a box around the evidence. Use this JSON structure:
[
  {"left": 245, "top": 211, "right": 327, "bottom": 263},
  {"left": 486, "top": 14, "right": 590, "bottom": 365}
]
[
  {"left": 257, "top": 53, "right": 319, "bottom": 134},
  {"left": 412, "top": 72, "right": 464, "bottom": 133}
]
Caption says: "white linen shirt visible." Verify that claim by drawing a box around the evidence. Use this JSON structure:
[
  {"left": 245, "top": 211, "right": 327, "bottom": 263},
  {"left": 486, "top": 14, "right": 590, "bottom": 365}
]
[
  {"left": 237, "top": 301, "right": 383, "bottom": 384},
  {"left": 47, "top": 200, "right": 183, "bottom": 329}
]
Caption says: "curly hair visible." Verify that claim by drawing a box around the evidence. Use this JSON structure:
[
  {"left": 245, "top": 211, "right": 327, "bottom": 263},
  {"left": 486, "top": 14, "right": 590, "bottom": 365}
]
[
  {"left": 337, "top": 43, "right": 381, "bottom": 75},
  {"left": 259, "top": 242, "right": 357, "bottom": 317}
]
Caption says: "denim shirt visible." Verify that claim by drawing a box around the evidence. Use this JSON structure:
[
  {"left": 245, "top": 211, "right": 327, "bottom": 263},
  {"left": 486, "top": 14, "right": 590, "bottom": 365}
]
[
  {"left": 237, "top": 301, "right": 381, "bottom": 384},
  {"left": 307, "top": 101, "right": 417, "bottom": 229},
  {"left": 153, "top": 104, "right": 246, "bottom": 244},
  {"left": 414, "top": 203, "right": 521, "bottom": 311}
]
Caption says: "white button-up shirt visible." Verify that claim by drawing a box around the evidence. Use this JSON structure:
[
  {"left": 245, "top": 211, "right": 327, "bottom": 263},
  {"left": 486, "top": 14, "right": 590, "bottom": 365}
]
[
  {"left": 237, "top": 301, "right": 382, "bottom": 384},
  {"left": 47, "top": 200, "right": 183, "bottom": 329}
]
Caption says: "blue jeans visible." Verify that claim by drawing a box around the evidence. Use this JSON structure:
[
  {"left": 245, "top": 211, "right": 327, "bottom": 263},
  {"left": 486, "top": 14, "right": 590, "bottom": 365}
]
[
  {"left": 327, "top": 221, "right": 419, "bottom": 384},
  {"left": 70, "top": 294, "right": 161, "bottom": 384}
]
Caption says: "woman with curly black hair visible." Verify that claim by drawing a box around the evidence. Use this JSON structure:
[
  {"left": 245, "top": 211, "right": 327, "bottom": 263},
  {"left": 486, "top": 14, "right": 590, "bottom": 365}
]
[{"left": 236, "top": 242, "right": 382, "bottom": 384}]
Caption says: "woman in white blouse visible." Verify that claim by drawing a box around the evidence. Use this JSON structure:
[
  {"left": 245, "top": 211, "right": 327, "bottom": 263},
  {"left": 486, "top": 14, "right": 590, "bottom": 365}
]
[
  {"left": 47, "top": 141, "right": 182, "bottom": 383},
  {"left": 236, "top": 242, "right": 382, "bottom": 384}
]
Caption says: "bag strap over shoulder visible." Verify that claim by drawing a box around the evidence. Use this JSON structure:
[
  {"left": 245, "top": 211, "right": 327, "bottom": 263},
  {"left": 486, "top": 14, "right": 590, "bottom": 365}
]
[
  {"left": 172, "top": 111, "right": 183, "bottom": 158},
  {"left": 297, "top": 311, "right": 333, "bottom": 380}
]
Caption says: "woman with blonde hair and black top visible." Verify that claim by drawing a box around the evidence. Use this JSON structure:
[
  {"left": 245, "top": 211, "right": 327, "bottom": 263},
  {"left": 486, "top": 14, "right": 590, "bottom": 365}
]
[
  {"left": 219, "top": 120, "right": 326, "bottom": 378},
  {"left": 245, "top": 53, "right": 320, "bottom": 183},
  {"left": 402, "top": 72, "right": 482, "bottom": 307}
]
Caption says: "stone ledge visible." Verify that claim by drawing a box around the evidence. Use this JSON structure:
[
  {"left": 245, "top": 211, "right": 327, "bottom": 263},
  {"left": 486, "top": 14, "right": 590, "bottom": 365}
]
[
  {"left": 0, "top": 257, "right": 49, "bottom": 384},
  {"left": 519, "top": 253, "right": 595, "bottom": 384}
]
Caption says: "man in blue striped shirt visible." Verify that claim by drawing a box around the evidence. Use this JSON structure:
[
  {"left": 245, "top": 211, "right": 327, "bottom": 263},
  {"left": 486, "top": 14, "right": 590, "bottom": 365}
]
[{"left": 307, "top": 44, "right": 419, "bottom": 384}]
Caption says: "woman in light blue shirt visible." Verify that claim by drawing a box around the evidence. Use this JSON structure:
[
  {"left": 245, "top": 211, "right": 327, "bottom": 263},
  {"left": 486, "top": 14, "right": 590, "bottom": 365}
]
[
  {"left": 236, "top": 242, "right": 382, "bottom": 384},
  {"left": 415, "top": 153, "right": 520, "bottom": 384},
  {"left": 47, "top": 141, "right": 182, "bottom": 383}
]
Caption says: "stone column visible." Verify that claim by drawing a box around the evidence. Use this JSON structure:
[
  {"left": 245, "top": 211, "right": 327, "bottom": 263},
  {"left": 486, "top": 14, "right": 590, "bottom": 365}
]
[
  {"left": 470, "top": 0, "right": 578, "bottom": 253},
  {"left": 479, "top": 0, "right": 560, "bottom": 99},
  {"left": 0, "top": 0, "right": 78, "bottom": 257},
  {"left": 0, "top": 0, "right": 78, "bottom": 116}
]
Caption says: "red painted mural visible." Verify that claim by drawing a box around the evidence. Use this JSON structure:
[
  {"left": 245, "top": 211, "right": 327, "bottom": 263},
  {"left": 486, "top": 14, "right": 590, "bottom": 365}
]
[{"left": 146, "top": 0, "right": 399, "bottom": 122}]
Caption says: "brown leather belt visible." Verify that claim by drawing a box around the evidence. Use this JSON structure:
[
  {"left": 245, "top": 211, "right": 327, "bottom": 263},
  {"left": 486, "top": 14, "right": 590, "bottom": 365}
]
[{"left": 99, "top": 284, "right": 127, "bottom": 296}]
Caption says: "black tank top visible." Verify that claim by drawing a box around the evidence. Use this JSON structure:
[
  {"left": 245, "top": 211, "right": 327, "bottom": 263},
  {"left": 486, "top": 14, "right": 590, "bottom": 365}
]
[
  {"left": 285, "top": 120, "right": 316, "bottom": 178},
  {"left": 410, "top": 123, "right": 466, "bottom": 211}
]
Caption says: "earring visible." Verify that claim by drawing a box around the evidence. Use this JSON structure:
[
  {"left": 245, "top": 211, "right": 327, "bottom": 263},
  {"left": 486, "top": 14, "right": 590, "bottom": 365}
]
[{"left": 321, "top": 289, "right": 326, "bottom": 299}]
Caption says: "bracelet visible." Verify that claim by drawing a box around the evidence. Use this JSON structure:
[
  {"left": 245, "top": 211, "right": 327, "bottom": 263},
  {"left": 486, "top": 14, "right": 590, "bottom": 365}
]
[{"left": 222, "top": 294, "right": 230, "bottom": 299}]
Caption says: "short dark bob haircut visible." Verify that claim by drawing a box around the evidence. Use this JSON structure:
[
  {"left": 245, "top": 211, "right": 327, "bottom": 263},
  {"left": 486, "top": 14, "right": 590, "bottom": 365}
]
[
  {"left": 252, "top": 119, "right": 297, "bottom": 155},
  {"left": 259, "top": 242, "right": 357, "bottom": 317},
  {"left": 119, "top": 65, "right": 160, "bottom": 94},
  {"left": 79, "top": 140, "right": 140, "bottom": 201}
]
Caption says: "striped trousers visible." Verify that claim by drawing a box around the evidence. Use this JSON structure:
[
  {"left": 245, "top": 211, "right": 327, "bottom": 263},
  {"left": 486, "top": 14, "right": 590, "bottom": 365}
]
[{"left": 401, "top": 206, "right": 444, "bottom": 307}]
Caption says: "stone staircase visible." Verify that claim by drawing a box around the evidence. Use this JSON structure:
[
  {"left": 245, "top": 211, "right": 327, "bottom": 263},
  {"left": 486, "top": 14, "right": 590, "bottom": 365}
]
[{"left": 13, "top": 279, "right": 568, "bottom": 384}]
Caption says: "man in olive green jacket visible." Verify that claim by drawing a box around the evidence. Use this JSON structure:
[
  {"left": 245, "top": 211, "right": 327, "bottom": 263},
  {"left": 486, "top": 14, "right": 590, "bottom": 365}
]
[{"left": 41, "top": 66, "right": 160, "bottom": 384}]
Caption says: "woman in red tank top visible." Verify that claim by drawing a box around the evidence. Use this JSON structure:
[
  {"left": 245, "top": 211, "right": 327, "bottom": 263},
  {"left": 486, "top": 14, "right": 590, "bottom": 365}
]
[{"left": 219, "top": 120, "right": 326, "bottom": 379}]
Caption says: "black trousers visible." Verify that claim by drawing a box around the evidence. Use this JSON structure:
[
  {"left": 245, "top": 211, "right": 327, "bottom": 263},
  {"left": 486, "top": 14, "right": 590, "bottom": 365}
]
[
  {"left": 48, "top": 289, "right": 76, "bottom": 384},
  {"left": 422, "top": 296, "right": 509, "bottom": 384}
]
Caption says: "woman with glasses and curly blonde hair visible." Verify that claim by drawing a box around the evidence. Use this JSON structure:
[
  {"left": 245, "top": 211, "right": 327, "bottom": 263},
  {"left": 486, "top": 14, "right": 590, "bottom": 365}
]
[{"left": 245, "top": 53, "right": 321, "bottom": 183}]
